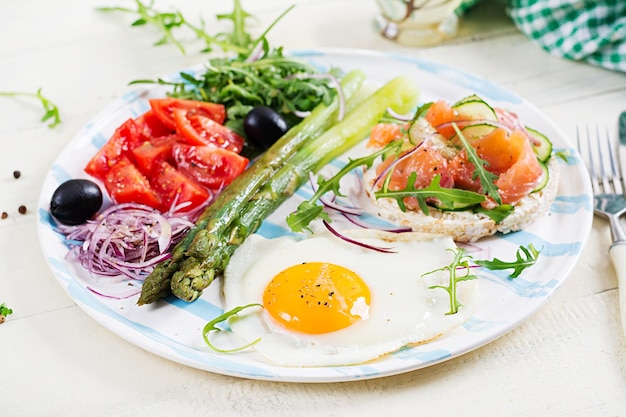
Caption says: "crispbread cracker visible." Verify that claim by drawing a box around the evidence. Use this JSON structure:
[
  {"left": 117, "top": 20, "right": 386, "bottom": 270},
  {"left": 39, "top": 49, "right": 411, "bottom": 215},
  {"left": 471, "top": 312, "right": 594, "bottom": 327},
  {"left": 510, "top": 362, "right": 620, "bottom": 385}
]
[{"left": 363, "top": 157, "right": 560, "bottom": 242}]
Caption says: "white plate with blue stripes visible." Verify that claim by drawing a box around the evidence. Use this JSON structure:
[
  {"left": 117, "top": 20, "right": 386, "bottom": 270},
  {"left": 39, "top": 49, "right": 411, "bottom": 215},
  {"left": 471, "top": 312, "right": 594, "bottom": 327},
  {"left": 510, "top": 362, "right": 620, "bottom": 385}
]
[{"left": 37, "top": 48, "right": 593, "bottom": 382}]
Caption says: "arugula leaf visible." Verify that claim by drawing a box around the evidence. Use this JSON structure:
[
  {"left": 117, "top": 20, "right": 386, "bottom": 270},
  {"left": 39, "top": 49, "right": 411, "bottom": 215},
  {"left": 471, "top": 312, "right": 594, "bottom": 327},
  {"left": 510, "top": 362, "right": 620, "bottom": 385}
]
[
  {"left": 452, "top": 122, "right": 501, "bottom": 205},
  {"left": 98, "top": 1, "right": 187, "bottom": 53},
  {"left": 422, "top": 248, "right": 477, "bottom": 315},
  {"left": 375, "top": 173, "right": 487, "bottom": 214},
  {"left": 286, "top": 140, "right": 403, "bottom": 233},
  {"left": 473, "top": 204, "right": 514, "bottom": 223},
  {"left": 0, "top": 302, "right": 13, "bottom": 324},
  {"left": 422, "top": 243, "right": 541, "bottom": 314},
  {"left": 202, "top": 303, "right": 262, "bottom": 353},
  {"left": 98, "top": 0, "right": 255, "bottom": 55},
  {"left": 215, "top": 0, "right": 252, "bottom": 52},
  {"left": 411, "top": 101, "right": 433, "bottom": 123},
  {"left": 0, "top": 88, "right": 61, "bottom": 128},
  {"left": 474, "top": 243, "right": 542, "bottom": 278}
]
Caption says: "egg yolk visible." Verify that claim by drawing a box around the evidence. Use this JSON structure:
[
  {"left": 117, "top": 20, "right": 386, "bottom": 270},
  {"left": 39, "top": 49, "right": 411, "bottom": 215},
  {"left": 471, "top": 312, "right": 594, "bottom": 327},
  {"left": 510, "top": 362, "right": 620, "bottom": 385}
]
[{"left": 263, "top": 262, "right": 371, "bottom": 335}]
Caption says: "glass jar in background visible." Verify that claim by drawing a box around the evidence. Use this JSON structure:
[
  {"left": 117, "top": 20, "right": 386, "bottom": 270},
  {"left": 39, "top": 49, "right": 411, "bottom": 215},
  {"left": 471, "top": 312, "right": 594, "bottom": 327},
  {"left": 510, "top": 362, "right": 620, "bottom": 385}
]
[{"left": 375, "top": 0, "right": 463, "bottom": 46}]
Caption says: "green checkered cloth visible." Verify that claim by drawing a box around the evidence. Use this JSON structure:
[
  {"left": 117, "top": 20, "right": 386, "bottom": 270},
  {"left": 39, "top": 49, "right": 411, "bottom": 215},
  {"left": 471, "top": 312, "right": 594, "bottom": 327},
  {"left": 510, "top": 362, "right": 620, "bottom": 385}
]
[{"left": 458, "top": 0, "right": 626, "bottom": 73}]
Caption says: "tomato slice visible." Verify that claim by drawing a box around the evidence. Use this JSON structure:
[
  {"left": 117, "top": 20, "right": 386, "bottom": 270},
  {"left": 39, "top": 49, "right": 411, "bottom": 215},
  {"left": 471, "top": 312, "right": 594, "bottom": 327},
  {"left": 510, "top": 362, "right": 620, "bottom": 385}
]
[
  {"left": 131, "top": 135, "right": 179, "bottom": 178},
  {"left": 85, "top": 118, "right": 143, "bottom": 181},
  {"left": 172, "top": 144, "right": 249, "bottom": 190},
  {"left": 173, "top": 108, "right": 245, "bottom": 153},
  {"left": 149, "top": 98, "right": 226, "bottom": 131},
  {"left": 135, "top": 109, "right": 176, "bottom": 139},
  {"left": 104, "top": 157, "right": 162, "bottom": 209},
  {"left": 150, "top": 161, "right": 211, "bottom": 212}
]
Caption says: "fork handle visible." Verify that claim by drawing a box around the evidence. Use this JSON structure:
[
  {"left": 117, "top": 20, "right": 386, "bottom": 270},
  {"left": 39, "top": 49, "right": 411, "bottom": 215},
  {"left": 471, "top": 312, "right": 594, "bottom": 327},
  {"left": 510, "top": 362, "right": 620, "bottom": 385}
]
[{"left": 609, "top": 242, "right": 626, "bottom": 338}]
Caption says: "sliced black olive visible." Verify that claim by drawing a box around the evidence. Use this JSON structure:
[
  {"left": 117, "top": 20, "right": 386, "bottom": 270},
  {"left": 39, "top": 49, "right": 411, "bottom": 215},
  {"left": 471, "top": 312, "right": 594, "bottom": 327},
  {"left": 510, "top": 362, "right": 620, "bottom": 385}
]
[
  {"left": 50, "top": 179, "right": 103, "bottom": 225},
  {"left": 243, "top": 106, "right": 289, "bottom": 150}
]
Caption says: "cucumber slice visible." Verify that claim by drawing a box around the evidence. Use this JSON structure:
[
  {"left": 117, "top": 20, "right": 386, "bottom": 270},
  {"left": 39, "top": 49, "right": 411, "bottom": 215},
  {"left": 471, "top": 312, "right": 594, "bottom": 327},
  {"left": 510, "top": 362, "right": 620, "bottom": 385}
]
[
  {"left": 450, "top": 123, "right": 498, "bottom": 144},
  {"left": 453, "top": 94, "right": 485, "bottom": 106},
  {"left": 453, "top": 96, "right": 498, "bottom": 122},
  {"left": 532, "top": 161, "right": 549, "bottom": 192},
  {"left": 526, "top": 127, "right": 553, "bottom": 162}
]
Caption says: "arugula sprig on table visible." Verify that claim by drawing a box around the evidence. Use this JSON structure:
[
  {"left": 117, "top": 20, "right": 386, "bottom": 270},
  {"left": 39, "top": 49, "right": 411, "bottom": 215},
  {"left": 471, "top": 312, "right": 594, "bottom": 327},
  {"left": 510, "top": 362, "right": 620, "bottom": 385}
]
[
  {"left": 97, "top": 0, "right": 254, "bottom": 54},
  {"left": 0, "top": 89, "right": 61, "bottom": 128},
  {"left": 0, "top": 302, "right": 13, "bottom": 324}
]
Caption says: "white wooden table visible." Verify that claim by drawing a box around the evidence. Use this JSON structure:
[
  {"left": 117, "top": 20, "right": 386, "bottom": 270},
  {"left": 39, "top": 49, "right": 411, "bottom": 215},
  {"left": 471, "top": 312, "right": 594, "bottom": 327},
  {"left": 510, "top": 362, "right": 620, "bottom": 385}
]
[{"left": 1, "top": 1, "right": 625, "bottom": 415}]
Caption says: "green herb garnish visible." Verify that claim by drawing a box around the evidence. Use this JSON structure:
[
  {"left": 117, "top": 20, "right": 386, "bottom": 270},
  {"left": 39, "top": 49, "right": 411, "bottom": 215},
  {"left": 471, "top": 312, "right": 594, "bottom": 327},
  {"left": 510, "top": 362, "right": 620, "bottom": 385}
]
[
  {"left": 473, "top": 203, "right": 514, "bottom": 223},
  {"left": 474, "top": 243, "right": 542, "bottom": 278},
  {"left": 0, "top": 302, "right": 13, "bottom": 324},
  {"left": 452, "top": 122, "right": 501, "bottom": 205},
  {"left": 202, "top": 303, "right": 262, "bottom": 353},
  {"left": 0, "top": 89, "right": 61, "bottom": 128},
  {"left": 97, "top": 0, "right": 253, "bottom": 55},
  {"left": 424, "top": 244, "right": 542, "bottom": 314},
  {"left": 423, "top": 248, "right": 477, "bottom": 315},
  {"left": 163, "top": 50, "right": 339, "bottom": 139},
  {"left": 375, "top": 173, "right": 487, "bottom": 214}
]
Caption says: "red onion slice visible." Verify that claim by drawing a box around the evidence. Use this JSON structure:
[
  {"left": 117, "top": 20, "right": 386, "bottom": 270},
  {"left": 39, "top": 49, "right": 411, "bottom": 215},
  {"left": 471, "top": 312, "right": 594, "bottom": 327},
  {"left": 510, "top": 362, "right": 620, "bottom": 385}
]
[
  {"left": 323, "top": 220, "right": 395, "bottom": 253},
  {"left": 56, "top": 203, "right": 194, "bottom": 281}
]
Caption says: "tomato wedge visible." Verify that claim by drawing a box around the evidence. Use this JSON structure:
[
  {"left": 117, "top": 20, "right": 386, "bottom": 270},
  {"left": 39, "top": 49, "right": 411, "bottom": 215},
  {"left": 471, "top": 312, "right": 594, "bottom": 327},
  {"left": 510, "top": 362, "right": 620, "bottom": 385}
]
[
  {"left": 151, "top": 161, "right": 211, "bottom": 212},
  {"left": 149, "top": 98, "right": 226, "bottom": 131},
  {"left": 172, "top": 143, "right": 249, "bottom": 190},
  {"left": 131, "top": 135, "right": 179, "bottom": 177},
  {"left": 104, "top": 157, "right": 162, "bottom": 209},
  {"left": 135, "top": 109, "right": 175, "bottom": 139},
  {"left": 173, "top": 108, "right": 245, "bottom": 153},
  {"left": 84, "top": 118, "right": 143, "bottom": 181}
]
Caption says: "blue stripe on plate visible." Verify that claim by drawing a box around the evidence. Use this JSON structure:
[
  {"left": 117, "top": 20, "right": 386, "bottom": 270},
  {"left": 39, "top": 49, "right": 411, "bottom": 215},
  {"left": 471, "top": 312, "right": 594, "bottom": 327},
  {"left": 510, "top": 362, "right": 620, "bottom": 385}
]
[
  {"left": 500, "top": 230, "right": 582, "bottom": 257},
  {"left": 551, "top": 194, "right": 593, "bottom": 214},
  {"left": 166, "top": 296, "right": 223, "bottom": 321}
]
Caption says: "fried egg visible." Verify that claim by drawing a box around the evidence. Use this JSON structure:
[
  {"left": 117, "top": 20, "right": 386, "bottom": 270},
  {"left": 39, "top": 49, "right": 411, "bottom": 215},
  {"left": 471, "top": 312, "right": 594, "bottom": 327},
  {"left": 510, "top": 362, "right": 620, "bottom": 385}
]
[{"left": 222, "top": 229, "right": 478, "bottom": 367}]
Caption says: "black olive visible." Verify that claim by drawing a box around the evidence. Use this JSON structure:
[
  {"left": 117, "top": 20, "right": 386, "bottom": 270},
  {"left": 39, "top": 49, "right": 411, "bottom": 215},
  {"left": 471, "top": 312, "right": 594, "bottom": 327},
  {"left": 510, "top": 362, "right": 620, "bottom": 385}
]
[
  {"left": 243, "top": 106, "right": 289, "bottom": 150},
  {"left": 50, "top": 179, "right": 103, "bottom": 225}
]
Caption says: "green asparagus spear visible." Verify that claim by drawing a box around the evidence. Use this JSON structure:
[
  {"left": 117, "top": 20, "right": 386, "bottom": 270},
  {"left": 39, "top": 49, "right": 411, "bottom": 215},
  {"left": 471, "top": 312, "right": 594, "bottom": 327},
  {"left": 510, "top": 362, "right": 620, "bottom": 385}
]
[
  {"left": 138, "top": 70, "right": 366, "bottom": 305},
  {"left": 169, "top": 75, "right": 421, "bottom": 302}
]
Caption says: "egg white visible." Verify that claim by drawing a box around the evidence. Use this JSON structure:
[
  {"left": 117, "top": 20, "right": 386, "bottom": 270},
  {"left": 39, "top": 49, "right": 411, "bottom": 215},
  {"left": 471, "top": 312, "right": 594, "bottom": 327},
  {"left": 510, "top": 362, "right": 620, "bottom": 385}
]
[{"left": 222, "top": 229, "right": 479, "bottom": 367}]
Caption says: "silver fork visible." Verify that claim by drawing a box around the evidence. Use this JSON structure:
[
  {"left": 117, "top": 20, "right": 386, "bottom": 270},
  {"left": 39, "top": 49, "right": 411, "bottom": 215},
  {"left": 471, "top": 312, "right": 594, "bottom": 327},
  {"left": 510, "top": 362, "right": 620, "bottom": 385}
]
[{"left": 577, "top": 125, "right": 626, "bottom": 337}]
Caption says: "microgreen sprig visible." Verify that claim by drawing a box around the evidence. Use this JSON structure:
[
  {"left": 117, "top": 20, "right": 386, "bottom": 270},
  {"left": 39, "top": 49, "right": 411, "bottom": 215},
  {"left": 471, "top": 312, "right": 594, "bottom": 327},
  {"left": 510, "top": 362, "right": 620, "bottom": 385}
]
[
  {"left": 0, "top": 89, "right": 61, "bottom": 128},
  {"left": 202, "top": 303, "right": 262, "bottom": 353},
  {"left": 452, "top": 122, "right": 501, "bottom": 205},
  {"left": 0, "top": 302, "right": 13, "bottom": 324},
  {"left": 423, "top": 248, "right": 477, "bottom": 315},
  {"left": 98, "top": 0, "right": 187, "bottom": 53},
  {"left": 375, "top": 173, "right": 487, "bottom": 214},
  {"left": 474, "top": 243, "right": 542, "bottom": 278},
  {"left": 424, "top": 244, "right": 542, "bottom": 314},
  {"left": 97, "top": 0, "right": 255, "bottom": 55}
]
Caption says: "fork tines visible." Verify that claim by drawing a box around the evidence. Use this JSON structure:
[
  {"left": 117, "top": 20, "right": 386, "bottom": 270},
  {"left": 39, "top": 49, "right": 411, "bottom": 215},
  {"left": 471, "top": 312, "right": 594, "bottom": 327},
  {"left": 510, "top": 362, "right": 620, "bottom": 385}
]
[{"left": 577, "top": 125, "right": 626, "bottom": 196}]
